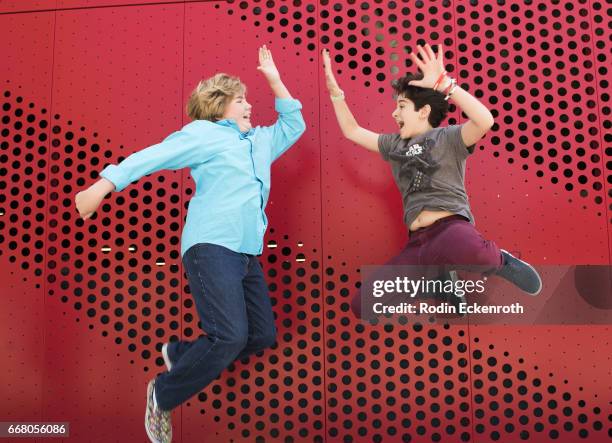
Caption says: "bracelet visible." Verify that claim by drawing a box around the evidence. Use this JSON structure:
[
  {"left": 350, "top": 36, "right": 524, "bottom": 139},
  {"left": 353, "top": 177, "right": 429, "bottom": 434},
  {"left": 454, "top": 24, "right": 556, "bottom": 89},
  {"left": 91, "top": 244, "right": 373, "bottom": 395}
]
[
  {"left": 444, "top": 78, "right": 458, "bottom": 101},
  {"left": 330, "top": 90, "right": 345, "bottom": 102},
  {"left": 441, "top": 77, "right": 454, "bottom": 95},
  {"left": 447, "top": 83, "right": 458, "bottom": 99},
  {"left": 433, "top": 71, "right": 448, "bottom": 91}
]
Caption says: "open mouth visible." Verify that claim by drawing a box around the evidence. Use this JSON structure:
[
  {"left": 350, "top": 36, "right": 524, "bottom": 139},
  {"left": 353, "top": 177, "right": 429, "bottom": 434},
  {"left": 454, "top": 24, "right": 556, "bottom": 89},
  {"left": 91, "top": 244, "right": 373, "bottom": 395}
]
[{"left": 397, "top": 121, "right": 405, "bottom": 129}]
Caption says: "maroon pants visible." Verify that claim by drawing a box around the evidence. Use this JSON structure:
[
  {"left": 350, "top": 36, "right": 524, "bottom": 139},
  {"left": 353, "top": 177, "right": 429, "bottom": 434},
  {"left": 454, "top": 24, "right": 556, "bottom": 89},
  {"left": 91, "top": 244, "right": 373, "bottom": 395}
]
[{"left": 352, "top": 215, "right": 503, "bottom": 316}]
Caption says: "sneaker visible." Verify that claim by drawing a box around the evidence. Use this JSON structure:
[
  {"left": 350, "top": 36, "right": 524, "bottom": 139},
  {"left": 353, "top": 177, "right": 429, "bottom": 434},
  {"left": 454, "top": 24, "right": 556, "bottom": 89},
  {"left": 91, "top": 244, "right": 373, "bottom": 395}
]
[
  {"left": 161, "top": 343, "right": 173, "bottom": 371},
  {"left": 145, "top": 379, "right": 172, "bottom": 443},
  {"left": 495, "top": 250, "right": 542, "bottom": 296}
]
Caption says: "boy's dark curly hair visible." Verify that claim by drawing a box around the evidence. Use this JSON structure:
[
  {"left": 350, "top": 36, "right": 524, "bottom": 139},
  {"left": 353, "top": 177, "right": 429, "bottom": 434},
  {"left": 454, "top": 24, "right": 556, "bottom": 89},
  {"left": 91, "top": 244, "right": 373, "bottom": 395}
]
[{"left": 391, "top": 72, "right": 449, "bottom": 128}]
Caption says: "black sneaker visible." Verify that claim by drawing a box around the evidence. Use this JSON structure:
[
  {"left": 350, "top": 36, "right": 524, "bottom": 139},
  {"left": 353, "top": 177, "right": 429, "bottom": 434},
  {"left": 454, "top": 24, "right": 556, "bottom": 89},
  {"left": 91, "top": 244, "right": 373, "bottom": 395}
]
[{"left": 495, "top": 250, "right": 542, "bottom": 296}]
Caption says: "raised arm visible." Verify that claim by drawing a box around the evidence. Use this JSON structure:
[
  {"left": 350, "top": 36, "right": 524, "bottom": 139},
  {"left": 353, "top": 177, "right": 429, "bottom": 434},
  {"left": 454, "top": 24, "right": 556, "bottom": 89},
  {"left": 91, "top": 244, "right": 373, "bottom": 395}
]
[
  {"left": 257, "top": 45, "right": 306, "bottom": 160},
  {"left": 408, "top": 43, "right": 494, "bottom": 147},
  {"left": 322, "top": 49, "right": 380, "bottom": 152},
  {"left": 75, "top": 128, "right": 208, "bottom": 220},
  {"left": 257, "top": 45, "right": 292, "bottom": 99}
]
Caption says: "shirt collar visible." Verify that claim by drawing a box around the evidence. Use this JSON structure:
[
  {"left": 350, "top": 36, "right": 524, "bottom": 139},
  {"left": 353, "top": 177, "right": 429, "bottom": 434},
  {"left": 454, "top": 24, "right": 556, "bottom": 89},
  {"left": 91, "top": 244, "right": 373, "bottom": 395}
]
[{"left": 215, "top": 119, "right": 254, "bottom": 138}]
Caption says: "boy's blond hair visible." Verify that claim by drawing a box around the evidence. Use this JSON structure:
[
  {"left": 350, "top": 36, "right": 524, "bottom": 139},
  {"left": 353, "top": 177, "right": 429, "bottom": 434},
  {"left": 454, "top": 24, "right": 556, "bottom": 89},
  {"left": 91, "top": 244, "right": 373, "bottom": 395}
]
[{"left": 186, "top": 73, "right": 245, "bottom": 121}]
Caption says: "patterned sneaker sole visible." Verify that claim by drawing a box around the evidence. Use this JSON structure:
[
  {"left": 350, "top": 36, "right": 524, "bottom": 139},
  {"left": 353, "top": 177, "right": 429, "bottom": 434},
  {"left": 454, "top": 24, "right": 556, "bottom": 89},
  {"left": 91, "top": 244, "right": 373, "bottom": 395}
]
[{"left": 144, "top": 380, "right": 162, "bottom": 443}]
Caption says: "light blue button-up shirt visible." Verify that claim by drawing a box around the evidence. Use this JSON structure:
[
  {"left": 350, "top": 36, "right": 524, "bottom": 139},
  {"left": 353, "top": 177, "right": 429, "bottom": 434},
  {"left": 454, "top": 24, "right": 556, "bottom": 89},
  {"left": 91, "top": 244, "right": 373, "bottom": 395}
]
[{"left": 100, "top": 97, "right": 306, "bottom": 257}]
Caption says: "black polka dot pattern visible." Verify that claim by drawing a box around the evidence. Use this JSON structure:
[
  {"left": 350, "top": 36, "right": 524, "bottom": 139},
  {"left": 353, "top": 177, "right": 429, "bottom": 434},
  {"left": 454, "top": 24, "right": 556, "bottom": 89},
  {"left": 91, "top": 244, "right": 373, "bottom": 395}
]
[
  {"left": 1, "top": 84, "right": 610, "bottom": 440},
  {"left": 0, "top": 91, "right": 47, "bottom": 279},
  {"left": 1, "top": 0, "right": 611, "bottom": 440},
  {"left": 455, "top": 1, "right": 606, "bottom": 208},
  {"left": 220, "top": 0, "right": 610, "bottom": 209}
]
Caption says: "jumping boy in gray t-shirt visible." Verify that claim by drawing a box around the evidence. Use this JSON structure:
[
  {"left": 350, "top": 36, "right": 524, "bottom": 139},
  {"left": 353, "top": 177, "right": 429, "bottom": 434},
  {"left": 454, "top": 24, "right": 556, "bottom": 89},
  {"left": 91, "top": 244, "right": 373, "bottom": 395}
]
[{"left": 322, "top": 43, "right": 541, "bottom": 316}]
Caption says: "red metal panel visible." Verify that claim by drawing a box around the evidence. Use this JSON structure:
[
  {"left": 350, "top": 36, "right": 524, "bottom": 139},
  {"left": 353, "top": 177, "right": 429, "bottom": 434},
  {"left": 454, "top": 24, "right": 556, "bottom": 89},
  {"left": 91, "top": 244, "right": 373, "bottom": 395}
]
[
  {"left": 0, "top": 0, "right": 208, "bottom": 14},
  {"left": 590, "top": 0, "right": 612, "bottom": 262},
  {"left": 0, "top": 1, "right": 610, "bottom": 443},
  {"left": 0, "top": 10, "right": 54, "bottom": 433},
  {"left": 454, "top": 2, "right": 611, "bottom": 441},
  {"left": 56, "top": 0, "right": 187, "bottom": 9},
  {"left": 454, "top": 0, "right": 609, "bottom": 266},
  {"left": 469, "top": 324, "right": 612, "bottom": 443},
  {"left": 44, "top": 4, "right": 185, "bottom": 441},
  {"left": 0, "top": 0, "right": 55, "bottom": 14}
]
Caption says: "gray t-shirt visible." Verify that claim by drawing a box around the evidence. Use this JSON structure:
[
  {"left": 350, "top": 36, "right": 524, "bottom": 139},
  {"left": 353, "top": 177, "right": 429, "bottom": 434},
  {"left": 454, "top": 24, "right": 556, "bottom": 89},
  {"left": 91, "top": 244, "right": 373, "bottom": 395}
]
[{"left": 378, "top": 124, "right": 475, "bottom": 229}]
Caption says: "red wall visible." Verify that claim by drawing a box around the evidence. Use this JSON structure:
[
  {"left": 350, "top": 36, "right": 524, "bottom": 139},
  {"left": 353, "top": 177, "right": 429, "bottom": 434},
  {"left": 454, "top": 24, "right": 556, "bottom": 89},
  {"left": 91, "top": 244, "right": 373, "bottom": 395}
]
[{"left": 1, "top": 0, "right": 610, "bottom": 442}]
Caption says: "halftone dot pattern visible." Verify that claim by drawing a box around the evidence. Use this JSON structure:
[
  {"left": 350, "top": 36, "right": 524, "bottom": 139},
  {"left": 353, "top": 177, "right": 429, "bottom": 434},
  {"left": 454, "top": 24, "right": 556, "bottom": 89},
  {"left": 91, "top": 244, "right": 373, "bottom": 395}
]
[
  {"left": 0, "top": 9, "right": 55, "bottom": 428},
  {"left": 589, "top": 1, "right": 612, "bottom": 233},
  {"left": 0, "top": 96, "right": 610, "bottom": 440},
  {"left": 224, "top": 0, "right": 318, "bottom": 52},
  {"left": 222, "top": 0, "right": 455, "bottom": 93},
  {"left": 0, "top": 0, "right": 611, "bottom": 442},
  {"left": 221, "top": 0, "right": 608, "bottom": 209},
  {"left": 1, "top": 95, "right": 325, "bottom": 439},
  {"left": 455, "top": 1, "right": 606, "bottom": 210},
  {"left": 0, "top": 104, "right": 318, "bottom": 440},
  {"left": 317, "top": 0, "right": 456, "bottom": 94},
  {"left": 322, "top": 256, "right": 474, "bottom": 443},
  {"left": 4, "top": 84, "right": 607, "bottom": 441},
  {"left": 45, "top": 112, "right": 185, "bottom": 373},
  {"left": 0, "top": 91, "right": 47, "bottom": 280},
  {"left": 45, "top": 1, "right": 187, "bottom": 374},
  {"left": 0, "top": 89, "right": 49, "bottom": 421},
  {"left": 468, "top": 328, "right": 612, "bottom": 442}
]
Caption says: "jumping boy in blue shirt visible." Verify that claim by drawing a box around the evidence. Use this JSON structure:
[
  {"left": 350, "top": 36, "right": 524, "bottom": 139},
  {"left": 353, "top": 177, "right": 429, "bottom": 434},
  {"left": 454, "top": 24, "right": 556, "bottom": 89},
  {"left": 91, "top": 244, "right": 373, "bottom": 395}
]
[{"left": 75, "top": 46, "right": 305, "bottom": 443}]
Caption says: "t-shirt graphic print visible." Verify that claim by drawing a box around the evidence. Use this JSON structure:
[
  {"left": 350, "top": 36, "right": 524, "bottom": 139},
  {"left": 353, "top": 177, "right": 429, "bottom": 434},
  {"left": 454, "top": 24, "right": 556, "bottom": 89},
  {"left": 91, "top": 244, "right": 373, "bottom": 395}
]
[{"left": 378, "top": 125, "right": 476, "bottom": 229}]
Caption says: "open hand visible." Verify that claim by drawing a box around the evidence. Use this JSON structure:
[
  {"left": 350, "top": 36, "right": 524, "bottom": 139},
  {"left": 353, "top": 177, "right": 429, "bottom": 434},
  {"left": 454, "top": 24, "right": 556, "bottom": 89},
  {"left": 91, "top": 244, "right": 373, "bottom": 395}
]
[
  {"left": 322, "top": 49, "right": 343, "bottom": 96},
  {"left": 257, "top": 45, "right": 281, "bottom": 84},
  {"left": 408, "top": 43, "right": 446, "bottom": 89}
]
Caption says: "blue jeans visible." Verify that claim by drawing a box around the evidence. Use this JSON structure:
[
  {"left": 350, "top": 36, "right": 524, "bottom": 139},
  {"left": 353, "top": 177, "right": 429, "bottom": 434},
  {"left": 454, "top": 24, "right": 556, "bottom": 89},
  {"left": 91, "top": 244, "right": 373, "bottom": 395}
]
[{"left": 154, "top": 243, "right": 276, "bottom": 411}]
